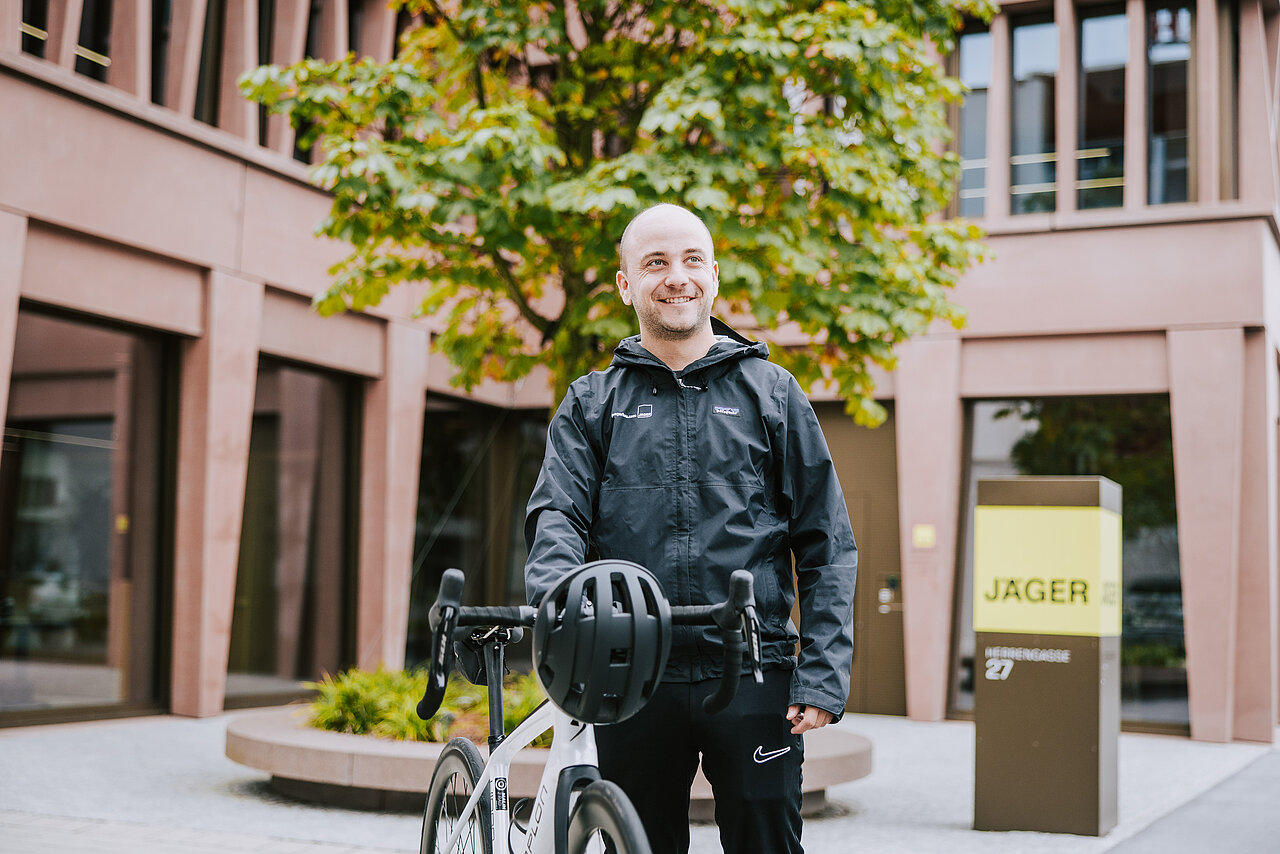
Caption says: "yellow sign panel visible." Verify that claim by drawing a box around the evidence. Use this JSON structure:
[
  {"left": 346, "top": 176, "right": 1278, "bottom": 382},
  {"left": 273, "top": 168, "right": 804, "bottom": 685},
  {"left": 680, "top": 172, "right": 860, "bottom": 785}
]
[{"left": 974, "top": 505, "right": 1121, "bottom": 637}]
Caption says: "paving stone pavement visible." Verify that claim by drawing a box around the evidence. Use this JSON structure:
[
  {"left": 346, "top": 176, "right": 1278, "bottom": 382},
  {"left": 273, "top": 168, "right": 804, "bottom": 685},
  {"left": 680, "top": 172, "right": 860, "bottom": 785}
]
[{"left": 0, "top": 710, "right": 1274, "bottom": 854}]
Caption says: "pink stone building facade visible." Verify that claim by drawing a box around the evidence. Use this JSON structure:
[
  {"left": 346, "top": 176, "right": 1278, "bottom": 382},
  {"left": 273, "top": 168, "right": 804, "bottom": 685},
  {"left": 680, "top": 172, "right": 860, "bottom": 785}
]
[{"left": 0, "top": 1, "right": 1275, "bottom": 744}]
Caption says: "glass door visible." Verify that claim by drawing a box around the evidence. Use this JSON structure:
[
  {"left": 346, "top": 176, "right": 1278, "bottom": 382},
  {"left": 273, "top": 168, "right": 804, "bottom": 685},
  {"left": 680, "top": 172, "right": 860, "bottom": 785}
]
[{"left": 0, "top": 309, "right": 171, "bottom": 722}]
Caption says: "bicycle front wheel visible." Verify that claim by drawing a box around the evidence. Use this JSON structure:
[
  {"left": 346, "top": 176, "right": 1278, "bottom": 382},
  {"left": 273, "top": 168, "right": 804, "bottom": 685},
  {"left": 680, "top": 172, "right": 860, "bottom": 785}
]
[
  {"left": 566, "top": 780, "right": 652, "bottom": 854},
  {"left": 420, "top": 737, "right": 491, "bottom": 854}
]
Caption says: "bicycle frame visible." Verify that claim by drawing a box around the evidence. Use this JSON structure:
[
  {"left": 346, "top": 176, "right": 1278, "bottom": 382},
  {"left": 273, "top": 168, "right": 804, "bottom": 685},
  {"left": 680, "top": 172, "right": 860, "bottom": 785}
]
[{"left": 438, "top": 701, "right": 598, "bottom": 854}]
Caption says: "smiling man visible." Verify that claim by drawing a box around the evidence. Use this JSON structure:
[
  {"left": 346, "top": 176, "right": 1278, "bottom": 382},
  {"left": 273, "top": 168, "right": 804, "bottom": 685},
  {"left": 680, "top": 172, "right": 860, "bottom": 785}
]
[
  {"left": 525, "top": 203, "right": 858, "bottom": 854},
  {"left": 616, "top": 204, "right": 720, "bottom": 363}
]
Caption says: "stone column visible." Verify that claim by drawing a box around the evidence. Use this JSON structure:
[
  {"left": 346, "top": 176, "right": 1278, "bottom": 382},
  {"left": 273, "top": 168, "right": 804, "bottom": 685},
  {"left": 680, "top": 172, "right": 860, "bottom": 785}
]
[
  {"left": 893, "top": 337, "right": 964, "bottom": 721},
  {"left": 1234, "top": 330, "right": 1278, "bottom": 742},
  {"left": 356, "top": 321, "right": 428, "bottom": 670},
  {"left": 0, "top": 211, "right": 26, "bottom": 430},
  {"left": 1168, "top": 326, "right": 1244, "bottom": 741},
  {"left": 171, "top": 272, "right": 263, "bottom": 717}
]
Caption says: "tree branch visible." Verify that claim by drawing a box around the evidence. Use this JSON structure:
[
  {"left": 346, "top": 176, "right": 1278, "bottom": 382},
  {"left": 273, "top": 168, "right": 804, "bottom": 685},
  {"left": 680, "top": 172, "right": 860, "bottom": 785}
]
[
  {"left": 486, "top": 247, "right": 552, "bottom": 334},
  {"left": 422, "top": 0, "right": 463, "bottom": 41}
]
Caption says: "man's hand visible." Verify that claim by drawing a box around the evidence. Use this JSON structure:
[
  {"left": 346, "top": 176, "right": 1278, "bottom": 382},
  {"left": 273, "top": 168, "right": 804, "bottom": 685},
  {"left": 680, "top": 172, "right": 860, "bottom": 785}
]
[{"left": 786, "top": 704, "right": 832, "bottom": 734}]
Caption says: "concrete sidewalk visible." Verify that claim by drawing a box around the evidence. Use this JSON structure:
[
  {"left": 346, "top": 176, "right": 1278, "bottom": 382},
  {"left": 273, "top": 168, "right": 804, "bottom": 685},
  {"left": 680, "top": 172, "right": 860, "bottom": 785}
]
[{"left": 0, "top": 709, "right": 1275, "bottom": 853}]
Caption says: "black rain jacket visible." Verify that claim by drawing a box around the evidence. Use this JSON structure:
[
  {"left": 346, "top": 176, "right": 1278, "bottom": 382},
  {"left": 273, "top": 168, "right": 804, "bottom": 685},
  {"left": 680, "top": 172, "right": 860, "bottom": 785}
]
[{"left": 524, "top": 320, "right": 858, "bottom": 718}]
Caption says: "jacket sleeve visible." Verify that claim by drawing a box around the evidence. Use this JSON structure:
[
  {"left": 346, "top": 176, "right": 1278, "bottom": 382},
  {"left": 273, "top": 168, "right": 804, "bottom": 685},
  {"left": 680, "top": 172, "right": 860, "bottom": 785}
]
[
  {"left": 524, "top": 385, "right": 602, "bottom": 606},
  {"left": 778, "top": 374, "right": 858, "bottom": 721}
]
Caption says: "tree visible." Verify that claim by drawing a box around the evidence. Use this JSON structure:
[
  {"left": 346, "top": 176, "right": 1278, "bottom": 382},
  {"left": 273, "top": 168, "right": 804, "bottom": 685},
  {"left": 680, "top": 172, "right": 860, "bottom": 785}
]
[
  {"left": 996, "top": 397, "right": 1178, "bottom": 533},
  {"left": 241, "top": 0, "right": 991, "bottom": 423}
]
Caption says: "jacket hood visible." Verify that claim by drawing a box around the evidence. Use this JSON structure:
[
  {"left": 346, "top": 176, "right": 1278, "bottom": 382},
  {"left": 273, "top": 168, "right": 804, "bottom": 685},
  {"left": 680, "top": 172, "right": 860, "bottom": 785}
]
[{"left": 610, "top": 317, "right": 770, "bottom": 374}]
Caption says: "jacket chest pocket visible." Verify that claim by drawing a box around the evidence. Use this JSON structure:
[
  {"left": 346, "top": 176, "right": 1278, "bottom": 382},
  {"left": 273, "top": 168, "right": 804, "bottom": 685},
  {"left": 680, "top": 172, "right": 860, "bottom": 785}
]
[
  {"left": 696, "top": 407, "right": 771, "bottom": 487},
  {"left": 600, "top": 414, "right": 675, "bottom": 486}
]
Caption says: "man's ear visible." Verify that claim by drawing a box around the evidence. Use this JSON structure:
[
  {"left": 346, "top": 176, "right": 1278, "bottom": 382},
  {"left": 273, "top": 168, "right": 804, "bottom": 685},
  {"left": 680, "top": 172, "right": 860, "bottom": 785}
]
[{"left": 616, "top": 270, "right": 633, "bottom": 306}]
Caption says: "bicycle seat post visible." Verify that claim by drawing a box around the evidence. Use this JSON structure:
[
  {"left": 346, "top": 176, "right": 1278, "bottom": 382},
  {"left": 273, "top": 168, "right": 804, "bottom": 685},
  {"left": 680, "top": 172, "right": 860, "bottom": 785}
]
[{"left": 482, "top": 634, "right": 507, "bottom": 752}]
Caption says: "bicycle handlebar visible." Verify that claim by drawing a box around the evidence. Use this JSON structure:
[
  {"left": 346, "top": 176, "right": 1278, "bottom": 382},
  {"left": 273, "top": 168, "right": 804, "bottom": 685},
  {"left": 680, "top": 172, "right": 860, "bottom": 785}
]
[
  {"left": 694, "top": 570, "right": 765, "bottom": 714},
  {"left": 415, "top": 567, "right": 764, "bottom": 721}
]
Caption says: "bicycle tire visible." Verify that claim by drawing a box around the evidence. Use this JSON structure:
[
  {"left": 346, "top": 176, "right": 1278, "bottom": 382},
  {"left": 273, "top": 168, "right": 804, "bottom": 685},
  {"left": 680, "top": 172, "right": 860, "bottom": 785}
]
[
  {"left": 566, "top": 780, "right": 652, "bottom": 854},
  {"left": 420, "top": 738, "right": 491, "bottom": 854}
]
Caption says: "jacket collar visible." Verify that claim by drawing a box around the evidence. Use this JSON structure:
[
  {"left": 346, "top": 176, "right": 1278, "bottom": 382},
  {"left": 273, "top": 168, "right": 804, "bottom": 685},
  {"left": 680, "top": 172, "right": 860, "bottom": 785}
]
[{"left": 610, "top": 318, "right": 769, "bottom": 375}]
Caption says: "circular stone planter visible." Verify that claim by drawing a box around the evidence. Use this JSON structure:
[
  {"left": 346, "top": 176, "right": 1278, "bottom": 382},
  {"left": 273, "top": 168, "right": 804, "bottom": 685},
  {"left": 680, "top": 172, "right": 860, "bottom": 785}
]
[{"left": 226, "top": 706, "right": 873, "bottom": 818}]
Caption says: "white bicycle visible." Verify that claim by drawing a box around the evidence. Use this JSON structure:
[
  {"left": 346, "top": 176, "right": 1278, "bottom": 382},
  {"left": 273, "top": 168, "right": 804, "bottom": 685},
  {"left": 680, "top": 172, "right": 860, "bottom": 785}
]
[{"left": 415, "top": 562, "right": 762, "bottom": 854}]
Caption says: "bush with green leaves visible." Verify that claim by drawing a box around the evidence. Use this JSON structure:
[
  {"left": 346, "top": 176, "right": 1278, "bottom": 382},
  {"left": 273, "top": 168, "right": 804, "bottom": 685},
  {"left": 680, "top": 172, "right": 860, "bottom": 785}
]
[{"left": 306, "top": 666, "right": 551, "bottom": 747}]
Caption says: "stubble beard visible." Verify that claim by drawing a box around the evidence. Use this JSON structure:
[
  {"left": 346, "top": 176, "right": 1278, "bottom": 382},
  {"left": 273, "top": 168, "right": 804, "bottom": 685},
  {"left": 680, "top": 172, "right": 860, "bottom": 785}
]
[{"left": 638, "top": 298, "right": 711, "bottom": 342}]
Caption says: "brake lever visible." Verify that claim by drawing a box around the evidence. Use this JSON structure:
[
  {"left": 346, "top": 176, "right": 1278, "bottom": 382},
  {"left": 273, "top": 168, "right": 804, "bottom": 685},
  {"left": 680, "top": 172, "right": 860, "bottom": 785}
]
[
  {"left": 743, "top": 604, "right": 763, "bottom": 684},
  {"left": 417, "top": 568, "right": 465, "bottom": 720}
]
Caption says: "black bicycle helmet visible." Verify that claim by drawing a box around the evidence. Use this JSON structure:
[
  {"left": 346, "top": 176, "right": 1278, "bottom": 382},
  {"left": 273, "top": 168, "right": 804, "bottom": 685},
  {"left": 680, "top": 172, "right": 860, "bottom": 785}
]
[{"left": 533, "top": 560, "right": 672, "bottom": 724}]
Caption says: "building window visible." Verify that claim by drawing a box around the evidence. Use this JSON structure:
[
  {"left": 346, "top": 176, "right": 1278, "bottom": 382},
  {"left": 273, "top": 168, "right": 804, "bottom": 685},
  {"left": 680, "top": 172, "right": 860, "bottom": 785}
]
[
  {"left": 404, "top": 401, "right": 546, "bottom": 668},
  {"left": 1148, "top": 1, "right": 1193, "bottom": 204},
  {"left": 348, "top": 0, "right": 365, "bottom": 56},
  {"left": 1010, "top": 16, "right": 1059, "bottom": 214},
  {"left": 150, "top": 0, "right": 173, "bottom": 106},
  {"left": 193, "top": 0, "right": 227, "bottom": 127},
  {"left": 957, "top": 23, "right": 992, "bottom": 218},
  {"left": 293, "top": 0, "right": 326, "bottom": 163},
  {"left": 951, "top": 397, "right": 1189, "bottom": 732},
  {"left": 256, "top": 0, "right": 275, "bottom": 146},
  {"left": 73, "top": 0, "right": 114, "bottom": 83},
  {"left": 20, "top": 0, "right": 49, "bottom": 58},
  {"left": 226, "top": 360, "right": 359, "bottom": 705},
  {"left": 0, "top": 310, "right": 172, "bottom": 721},
  {"left": 1077, "top": 7, "right": 1127, "bottom": 208}
]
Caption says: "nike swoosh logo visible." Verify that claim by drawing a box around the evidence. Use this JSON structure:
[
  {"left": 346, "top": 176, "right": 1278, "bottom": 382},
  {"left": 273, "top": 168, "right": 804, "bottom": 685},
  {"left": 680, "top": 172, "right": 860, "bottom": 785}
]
[{"left": 753, "top": 745, "right": 792, "bottom": 764}]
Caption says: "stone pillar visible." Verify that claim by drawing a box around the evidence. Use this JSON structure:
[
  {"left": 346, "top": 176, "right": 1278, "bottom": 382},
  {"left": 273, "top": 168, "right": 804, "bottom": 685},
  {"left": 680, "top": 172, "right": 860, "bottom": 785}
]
[
  {"left": 106, "top": 0, "right": 152, "bottom": 99},
  {"left": 1234, "top": 330, "right": 1278, "bottom": 742},
  {"left": 356, "top": 321, "right": 428, "bottom": 670},
  {"left": 1168, "top": 327, "right": 1244, "bottom": 741},
  {"left": 893, "top": 337, "right": 964, "bottom": 721},
  {"left": 1123, "top": 0, "right": 1148, "bottom": 209},
  {"left": 162, "top": 0, "right": 208, "bottom": 115},
  {"left": 0, "top": 0, "right": 21, "bottom": 53},
  {"left": 171, "top": 272, "right": 263, "bottom": 717},
  {"left": 984, "top": 15, "right": 1011, "bottom": 222},
  {"left": 1053, "top": 0, "right": 1078, "bottom": 216},
  {"left": 1194, "top": 0, "right": 1221, "bottom": 202},
  {"left": 218, "top": 0, "right": 260, "bottom": 139},
  {"left": 0, "top": 212, "right": 26, "bottom": 429},
  {"left": 1237, "top": 0, "right": 1277, "bottom": 207}
]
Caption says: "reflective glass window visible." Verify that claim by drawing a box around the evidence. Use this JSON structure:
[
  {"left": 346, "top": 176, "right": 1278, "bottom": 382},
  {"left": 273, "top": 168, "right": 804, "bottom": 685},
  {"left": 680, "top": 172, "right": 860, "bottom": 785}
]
[
  {"left": 151, "top": 0, "right": 174, "bottom": 106},
  {"left": 73, "top": 0, "right": 114, "bottom": 83},
  {"left": 952, "top": 397, "right": 1189, "bottom": 732},
  {"left": 21, "top": 0, "right": 50, "bottom": 58},
  {"left": 1010, "top": 17, "right": 1058, "bottom": 214},
  {"left": 293, "top": 0, "right": 326, "bottom": 163},
  {"left": 404, "top": 402, "right": 546, "bottom": 667},
  {"left": 957, "top": 24, "right": 992, "bottom": 217},
  {"left": 193, "top": 0, "right": 226, "bottom": 127},
  {"left": 1, "top": 310, "right": 170, "bottom": 720},
  {"left": 1078, "top": 8, "right": 1127, "bottom": 208},
  {"left": 348, "top": 0, "right": 365, "bottom": 56},
  {"left": 1148, "top": 2, "right": 1193, "bottom": 204},
  {"left": 256, "top": 0, "right": 275, "bottom": 145},
  {"left": 226, "top": 360, "right": 359, "bottom": 704}
]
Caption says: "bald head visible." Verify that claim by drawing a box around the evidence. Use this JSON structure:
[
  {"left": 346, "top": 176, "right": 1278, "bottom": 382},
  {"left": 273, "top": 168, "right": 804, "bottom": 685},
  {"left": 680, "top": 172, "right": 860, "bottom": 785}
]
[{"left": 618, "top": 204, "right": 715, "bottom": 274}]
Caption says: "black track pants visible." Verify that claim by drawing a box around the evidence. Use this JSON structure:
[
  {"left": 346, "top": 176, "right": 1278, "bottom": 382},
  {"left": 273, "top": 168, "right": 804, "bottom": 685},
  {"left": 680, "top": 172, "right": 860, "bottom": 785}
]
[{"left": 594, "top": 669, "right": 804, "bottom": 854}]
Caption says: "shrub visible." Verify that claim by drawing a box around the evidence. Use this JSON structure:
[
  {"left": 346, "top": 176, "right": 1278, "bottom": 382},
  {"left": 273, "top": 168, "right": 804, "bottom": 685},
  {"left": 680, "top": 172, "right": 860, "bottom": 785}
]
[{"left": 306, "top": 667, "right": 551, "bottom": 747}]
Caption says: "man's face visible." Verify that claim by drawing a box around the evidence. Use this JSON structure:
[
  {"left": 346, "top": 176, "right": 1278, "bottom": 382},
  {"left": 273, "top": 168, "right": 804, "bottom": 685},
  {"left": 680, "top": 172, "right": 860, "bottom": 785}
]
[{"left": 616, "top": 206, "right": 719, "bottom": 342}]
